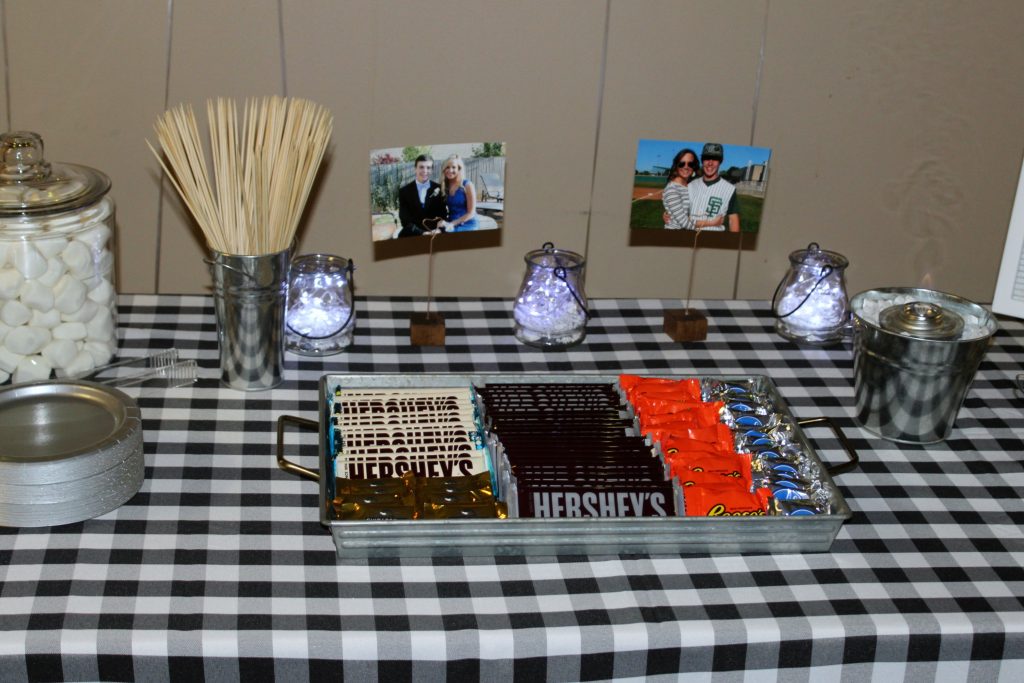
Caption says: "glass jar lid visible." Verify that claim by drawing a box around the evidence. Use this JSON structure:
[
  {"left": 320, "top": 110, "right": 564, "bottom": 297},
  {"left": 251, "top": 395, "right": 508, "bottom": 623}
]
[{"left": 0, "top": 131, "right": 111, "bottom": 217}]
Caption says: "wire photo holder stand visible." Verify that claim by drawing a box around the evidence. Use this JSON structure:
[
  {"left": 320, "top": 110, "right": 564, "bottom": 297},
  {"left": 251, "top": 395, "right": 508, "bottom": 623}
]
[
  {"left": 410, "top": 228, "right": 446, "bottom": 346},
  {"left": 664, "top": 229, "right": 709, "bottom": 342}
]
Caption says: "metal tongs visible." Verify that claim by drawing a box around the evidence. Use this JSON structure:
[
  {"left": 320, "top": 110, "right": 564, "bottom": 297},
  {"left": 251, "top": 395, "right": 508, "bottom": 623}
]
[{"left": 71, "top": 348, "right": 198, "bottom": 388}]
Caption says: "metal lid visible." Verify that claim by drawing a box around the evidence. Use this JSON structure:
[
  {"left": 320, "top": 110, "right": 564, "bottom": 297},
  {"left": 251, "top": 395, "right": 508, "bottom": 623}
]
[
  {"left": 0, "top": 131, "right": 111, "bottom": 217},
  {"left": 879, "top": 300, "right": 964, "bottom": 340}
]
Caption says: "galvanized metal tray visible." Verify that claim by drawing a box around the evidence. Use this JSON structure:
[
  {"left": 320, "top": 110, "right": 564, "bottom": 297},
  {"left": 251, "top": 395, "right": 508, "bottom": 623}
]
[{"left": 277, "top": 374, "right": 857, "bottom": 559}]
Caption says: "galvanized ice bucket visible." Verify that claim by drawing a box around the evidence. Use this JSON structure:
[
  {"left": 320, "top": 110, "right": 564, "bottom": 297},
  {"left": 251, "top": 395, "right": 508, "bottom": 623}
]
[{"left": 850, "top": 287, "right": 996, "bottom": 444}]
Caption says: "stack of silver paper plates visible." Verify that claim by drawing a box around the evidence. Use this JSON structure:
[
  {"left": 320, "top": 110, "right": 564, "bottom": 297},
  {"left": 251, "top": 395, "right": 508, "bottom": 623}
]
[{"left": 0, "top": 381, "right": 143, "bottom": 527}]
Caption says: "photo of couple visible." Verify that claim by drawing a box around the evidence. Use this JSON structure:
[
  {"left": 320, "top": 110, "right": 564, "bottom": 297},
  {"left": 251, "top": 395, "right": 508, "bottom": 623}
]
[
  {"left": 370, "top": 142, "right": 506, "bottom": 241},
  {"left": 630, "top": 139, "right": 771, "bottom": 234}
]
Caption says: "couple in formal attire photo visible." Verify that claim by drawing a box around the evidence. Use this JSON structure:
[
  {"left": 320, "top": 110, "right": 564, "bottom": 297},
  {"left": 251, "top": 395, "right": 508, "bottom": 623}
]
[{"left": 397, "top": 154, "right": 478, "bottom": 238}]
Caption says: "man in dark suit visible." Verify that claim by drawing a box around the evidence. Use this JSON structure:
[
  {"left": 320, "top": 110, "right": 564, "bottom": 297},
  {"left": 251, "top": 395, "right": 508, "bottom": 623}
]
[{"left": 397, "top": 155, "right": 449, "bottom": 238}]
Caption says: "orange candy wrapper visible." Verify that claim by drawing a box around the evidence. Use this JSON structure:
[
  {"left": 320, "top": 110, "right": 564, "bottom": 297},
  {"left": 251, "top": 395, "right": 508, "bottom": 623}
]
[
  {"left": 682, "top": 484, "right": 771, "bottom": 517},
  {"left": 660, "top": 432, "right": 734, "bottom": 456},
  {"left": 639, "top": 403, "right": 723, "bottom": 429},
  {"left": 618, "top": 375, "right": 702, "bottom": 403}
]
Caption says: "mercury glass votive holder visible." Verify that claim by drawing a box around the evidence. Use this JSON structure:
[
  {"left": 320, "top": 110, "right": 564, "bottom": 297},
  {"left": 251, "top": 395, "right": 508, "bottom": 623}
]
[
  {"left": 773, "top": 242, "right": 849, "bottom": 346},
  {"left": 285, "top": 253, "right": 355, "bottom": 356},
  {"left": 513, "top": 245, "right": 588, "bottom": 349}
]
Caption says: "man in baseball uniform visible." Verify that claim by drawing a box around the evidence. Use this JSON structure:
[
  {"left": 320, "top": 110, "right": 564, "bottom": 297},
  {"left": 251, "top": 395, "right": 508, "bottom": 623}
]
[{"left": 687, "top": 142, "right": 740, "bottom": 233}]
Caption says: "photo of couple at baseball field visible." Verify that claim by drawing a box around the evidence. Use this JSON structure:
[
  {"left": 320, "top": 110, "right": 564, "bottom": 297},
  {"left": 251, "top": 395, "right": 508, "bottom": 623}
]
[
  {"left": 369, "top": 142, "right": 506, "bottom": 242},
  {"left": 630, "top": 138, "right": 772, "bottom": 234}
]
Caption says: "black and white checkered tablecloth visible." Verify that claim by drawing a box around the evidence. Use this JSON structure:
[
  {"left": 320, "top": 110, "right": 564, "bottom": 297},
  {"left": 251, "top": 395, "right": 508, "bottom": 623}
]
[{"left": 2, "top": 295, "right": 1023, "bottom": 681}]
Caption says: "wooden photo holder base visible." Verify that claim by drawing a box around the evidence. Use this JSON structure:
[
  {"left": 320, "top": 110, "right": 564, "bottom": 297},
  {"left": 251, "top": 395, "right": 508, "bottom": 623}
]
[
  {"left": 410, "top": 312, "right": 445, "bottom": 346},
  {"left": 663, "top": 308, "right": 708, "bottom": 342}
]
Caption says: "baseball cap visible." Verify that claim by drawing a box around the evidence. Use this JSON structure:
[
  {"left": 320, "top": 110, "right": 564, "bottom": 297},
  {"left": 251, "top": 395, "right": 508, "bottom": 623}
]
[{"left": 701, "top": 143, "right": 724, "bottom": 160}]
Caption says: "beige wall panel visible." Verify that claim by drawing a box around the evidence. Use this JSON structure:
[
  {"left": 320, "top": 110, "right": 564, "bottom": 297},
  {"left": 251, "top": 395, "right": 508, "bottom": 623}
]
[
  {"left": 586, "top": 0, "right": 768, "bottom": 299},
  {"left": 745, "top": 0, "right": 1024, "bottom": 303},
  {"left": 6, "top": 0, "right": 168, "bottom": 294},
  {"left": 157, "top": 0, "right": 284, "bottom": 293},
  {"left": 283, "top": 0, "right": 605, "bottom": 297},
  {"left": 0, "top": 8, "right": 8, "bottom": 133}
]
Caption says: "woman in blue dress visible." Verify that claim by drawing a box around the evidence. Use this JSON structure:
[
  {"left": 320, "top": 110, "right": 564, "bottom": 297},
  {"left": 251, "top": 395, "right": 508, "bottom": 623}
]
[{"left": 440, "top": 155, "right": 478, "bottom": 232}]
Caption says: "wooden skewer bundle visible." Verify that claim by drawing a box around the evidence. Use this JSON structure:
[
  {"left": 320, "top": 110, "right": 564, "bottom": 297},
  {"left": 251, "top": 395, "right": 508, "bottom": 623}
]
[{"left": 149, "top": 96, "right": 333, "bottom": 255}]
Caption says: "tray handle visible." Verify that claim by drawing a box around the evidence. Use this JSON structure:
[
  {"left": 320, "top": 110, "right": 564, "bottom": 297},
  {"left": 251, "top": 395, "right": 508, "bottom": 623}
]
[
  {"left": 796, "top": 416, "right": 859, "bottom": 477},
  {"left": 276, "top": 414, "right": 321, "bottom": 482}
]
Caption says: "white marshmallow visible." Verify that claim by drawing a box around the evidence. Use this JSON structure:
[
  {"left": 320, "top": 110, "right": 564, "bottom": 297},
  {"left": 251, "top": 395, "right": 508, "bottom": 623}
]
[
  {"left": 0, "top": 368, "right": 8, "bottom": 383},
  {"left": 0, "top": 346, "right": 24, "bottom": 373},
  {"left": 30, "top": 308, "right": 61, "bottom": 328},
  {"left": 60, "top": 299, "right": 97, "bottom": 323},
  {"left": 75, "top": 223, "right": 113, "bottom": 251},
  {"left": 95, "top": 249, "right": 114, "bottom": 278},
  {"left": 0, "top": 320, "right": 10, "bottom": 342},
  {"left": 87, "top": 278, "right": 115, "bottom": 305},
  {"left": 62, "top": 240, "right": 94, "bottom": 278},
  {"left": 38, "top": 257, "right": 65, "bottom": 288},
  {"left": 35, "top": 236, "right": 69, "bottom": 258},
  {"left": 4, "top": 325, "right": 51, "bottom": 355},
  {"left": 53, "top": 274, "right": 87, "bottom": 314},
  {"left": 86, "top": 306, "right": 114, "bottom": 341},
  {"left": 63, "top": 350, "right": 95, "bottom": 377},
  {"left": 53, "top": 321, "right": 87, "bottom": 340},
  {"left": 83, "top": 339, "right": 115, "bottom": 365},
  {"left": 0, "top": 268, "right": 23, "bottom": 299},
  {"left": 19, "top": 279, "right": 54, "bottom": 312},
  {"left": 41, "top": 338, "right": 78, "bottom": 368},
  {"left": 1, "top": 299, "right": 31, "bottom": 327},
  {"left": 13, "top": 355, "right": 52, "bottom": 383},
  {"left": 11, "top": 241, "right": 47, "bottom": 279}
]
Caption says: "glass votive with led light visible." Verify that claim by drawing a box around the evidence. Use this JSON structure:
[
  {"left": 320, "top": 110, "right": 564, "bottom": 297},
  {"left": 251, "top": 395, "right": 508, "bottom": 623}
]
[
  {"left": 772, "top": 242, "right": 849, "bottom": 345},
  {"left": 513, "top": 243, "right": 589, "bottom": 349},
  {"left": 285, "top": 254, "right": 355, "bottom": 356}
]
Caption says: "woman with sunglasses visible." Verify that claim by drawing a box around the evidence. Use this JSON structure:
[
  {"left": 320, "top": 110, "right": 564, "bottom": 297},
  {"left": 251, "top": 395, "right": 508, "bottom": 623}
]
[
  {"left": 663, "top": 148, "right": 724, "bottom": 231},
  {"left": 440, "top": 154, "right": 478, "bottom": 233}
]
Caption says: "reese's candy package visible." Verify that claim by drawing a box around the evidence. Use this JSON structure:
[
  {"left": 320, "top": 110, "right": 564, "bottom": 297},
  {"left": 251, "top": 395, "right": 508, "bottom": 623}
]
[
  {"left": 682, "top": 484, "right": 770, "bottom": 517},
  {"left": 637, "top": 403, "right": 723, "bottom": 430},
  {"left": 667, "top": 457, "right": 751, "bottom": 489},
  {"left": 659, "top": 433, "right": 735, "bottom": 457},
  {"left": 618, "top": 375, "right": 702, "bottom": 403},
  {"left": 674, "top": 468, "right": 750, "bottom": 488}
]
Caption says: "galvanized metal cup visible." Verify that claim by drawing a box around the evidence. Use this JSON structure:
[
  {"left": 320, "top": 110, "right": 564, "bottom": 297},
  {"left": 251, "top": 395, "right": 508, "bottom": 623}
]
[
  {"left": 209, "top": 248, "right": 291, "bottom": 391},
  {"left": 850, "top": 287, "right": 996, "bottom": 444}
]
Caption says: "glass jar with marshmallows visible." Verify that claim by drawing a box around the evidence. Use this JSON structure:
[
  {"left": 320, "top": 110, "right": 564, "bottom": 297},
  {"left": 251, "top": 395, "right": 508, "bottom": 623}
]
[{"left": 0, "top": 131, "right": 117, "bottom": 384}]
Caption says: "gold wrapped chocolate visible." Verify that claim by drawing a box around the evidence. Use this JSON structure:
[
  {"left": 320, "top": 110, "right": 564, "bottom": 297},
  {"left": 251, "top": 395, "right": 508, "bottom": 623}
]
[
  {"left": 420, "top": 489, "right": 493, "bottom": 508},
  {"left": 334, "top": 473, "right": 413, "bottom": 497},
  {"left": 334, "top": 501, "right": 418, "bottom": 520},
  {"left": 414, "top": 470, "right": 493, "bottom": 494},
  {"left": 423, "top": 502, "right": 508, "bottom": 519},
  {"left": 331, "top": 471, "right": 504, "bottom": 521}
]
